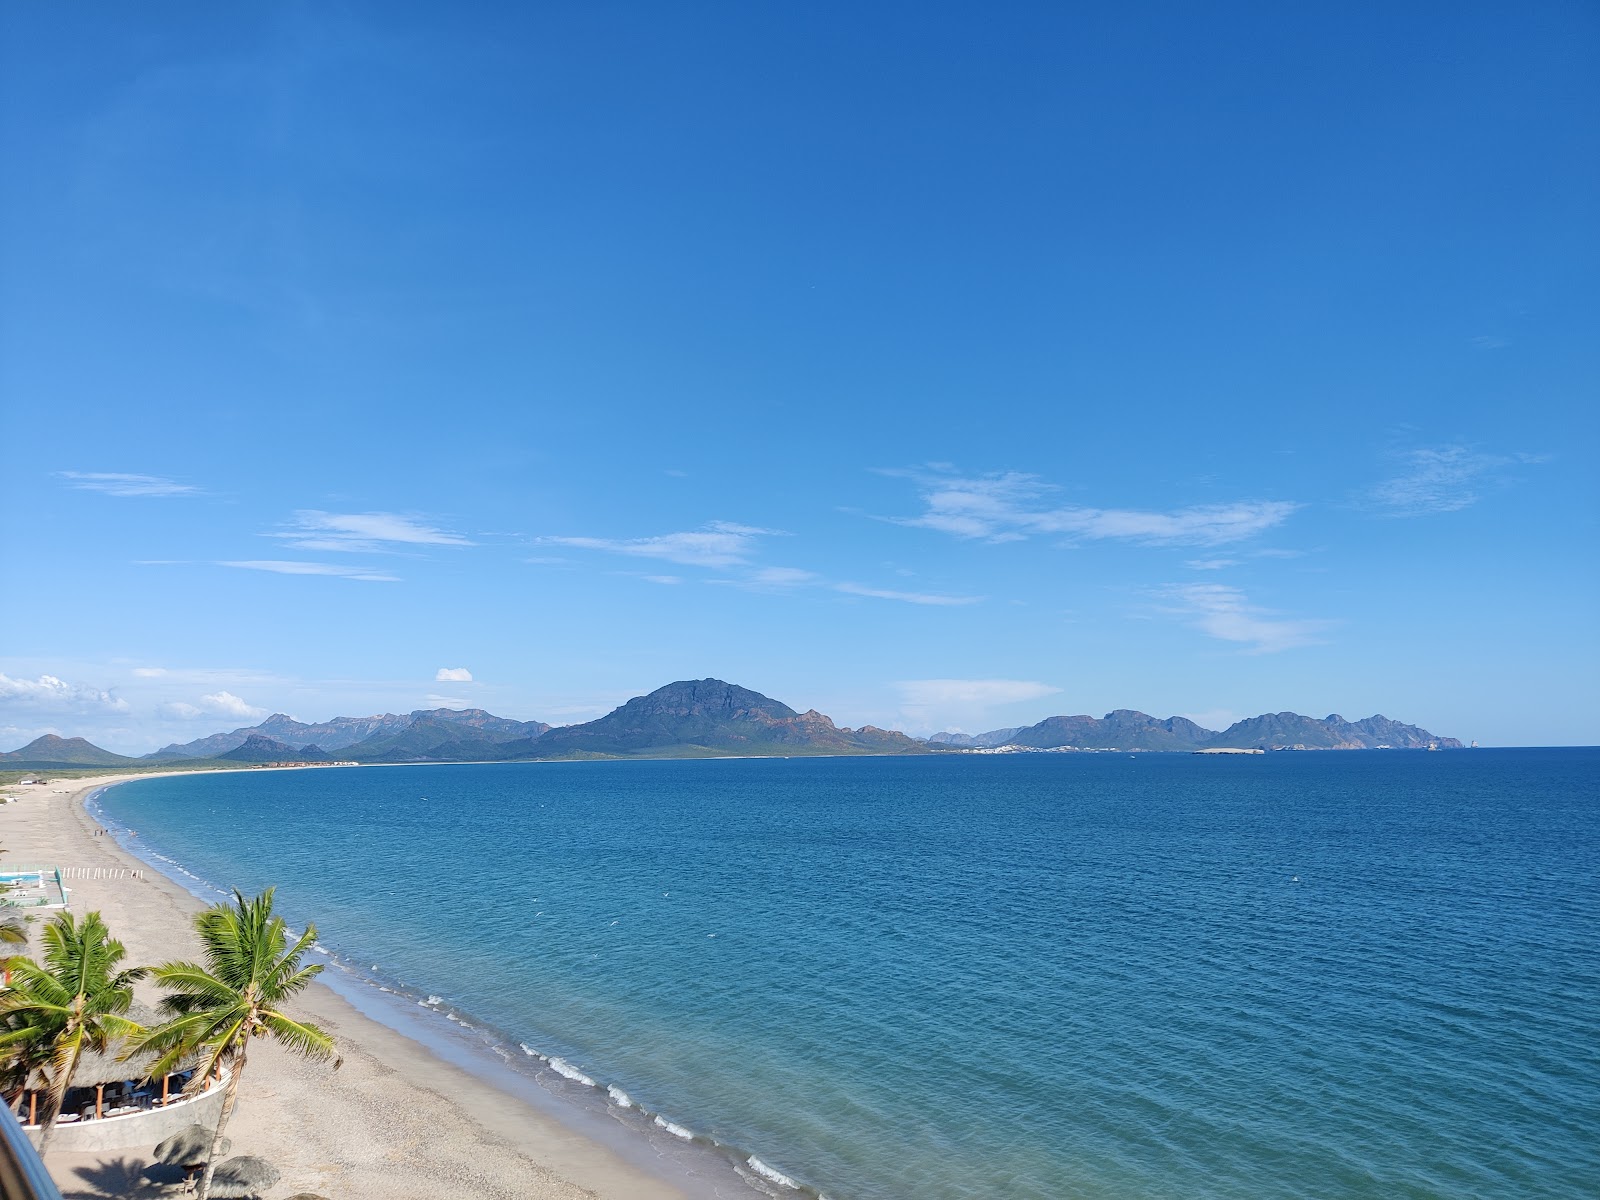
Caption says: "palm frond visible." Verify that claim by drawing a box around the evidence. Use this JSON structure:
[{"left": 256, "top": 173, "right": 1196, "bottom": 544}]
[
  {"left": 150, "top": 962, "right": 243, "bottom": 1007},
  {"left": 257, "top": 1011, "right": 337, "bottom": 1063}
]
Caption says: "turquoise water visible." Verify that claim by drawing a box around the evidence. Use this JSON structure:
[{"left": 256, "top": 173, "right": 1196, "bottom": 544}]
[{"left": 97, "top": 750, "right": 1599, "bottom": 1198}]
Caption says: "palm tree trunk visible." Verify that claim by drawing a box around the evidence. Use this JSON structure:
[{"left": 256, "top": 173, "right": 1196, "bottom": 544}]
[
  {"left": 196, "top": 1048, "right": 246, "bottom": 1200},
  {"left": 34, "top": 1033, "right": 84, "bottom": 1160}
]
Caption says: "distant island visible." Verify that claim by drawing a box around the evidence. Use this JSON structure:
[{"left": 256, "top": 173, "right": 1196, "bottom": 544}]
[{"left": 0, "top": 678, "right": 1463, "bottom": 769}]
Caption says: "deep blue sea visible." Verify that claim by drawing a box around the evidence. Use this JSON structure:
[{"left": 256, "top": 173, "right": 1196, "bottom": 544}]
[{"left": 95, "top": 750, "right": 1599, "bottom": 1199}]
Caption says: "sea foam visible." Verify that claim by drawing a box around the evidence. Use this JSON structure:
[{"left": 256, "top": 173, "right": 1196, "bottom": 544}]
[
  {"left": 547, "top": 1057, "right": 597, "bottom": 1087},
  {"left": 746, "top": 1156, "right": 801, "bottom": 1189},
  {"left": 653, "top": 1115, "right": 695, "bottom": 1140}
]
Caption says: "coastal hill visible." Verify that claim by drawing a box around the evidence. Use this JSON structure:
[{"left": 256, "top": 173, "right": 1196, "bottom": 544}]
[
  {"left": 151, "top": 707, "right": 551, "bottom": 760},
  {"left": 216, "top": 734, "right": 332, "bottom": 763},
  {"left": 951, "top": 710, "right": 1462, "bottom": 751},
  {"left": 0, "top": 734, "right": 141, "bottom": 768},
  {"left": 927, "top": 727, "right": 1022, "bottom": 748},
  {"left": 1012, "top": 711, "right": 1214, "bottom": 753},
  {"left": 2, "top": 683, "right": 1464, "bottom": 767},
  {"left": 515, "top": 678, "right": 926, "bottom": 759},
  {"left": 1203, "top": 712, "right": 1461, "bottom": 750}
]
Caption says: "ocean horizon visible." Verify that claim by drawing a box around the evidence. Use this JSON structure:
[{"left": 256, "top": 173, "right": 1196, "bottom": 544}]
[{"left": 95, "top": 748, "right": 1600, "bottom": 1199}]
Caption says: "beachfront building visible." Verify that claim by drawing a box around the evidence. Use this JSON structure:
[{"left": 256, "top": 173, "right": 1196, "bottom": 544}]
[
  {"left": 0, "top": 867, "right": 68, "bottom": 911},
  {"left": 13, "top": 1006, "right": 225, "bottom": 1153}
]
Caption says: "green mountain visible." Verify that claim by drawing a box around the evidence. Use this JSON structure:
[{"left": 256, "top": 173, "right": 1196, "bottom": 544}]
[
  {"left": 148, "top": 708, "right": 551, "bottom": 761},
  {"left": 215, "top": 735, "right": 331, "bottom": 763},
  {"left": 1008, "top": 710, "right": 1214, "bottom": 752},
  {"left": 342, "top": 713, "right": 548, "bottom": 763},
  {"left": 926, "top": 727, "right": 1023, "bottom": 748},
  {"left": 20, "top": 689, "right": 1460, "bottom": 769},
  {"left": 0, "top": 735, "right": 140, "bottom": 768},
  {"left": 938, "top": 709, "right": 1460, "bottom": 752},
  {"left": 1203, "top": 713, "right": 1461, "bottom": 750},
  {"left": 518, "top": 679, "right": 928, "bottom": 759}
]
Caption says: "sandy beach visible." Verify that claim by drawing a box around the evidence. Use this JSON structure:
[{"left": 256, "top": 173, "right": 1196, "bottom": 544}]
[{"left": 0, "top": 772, "right": 690, "bottom": 1200}]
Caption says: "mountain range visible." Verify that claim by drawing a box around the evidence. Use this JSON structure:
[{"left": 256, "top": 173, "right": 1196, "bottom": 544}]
[
  {"left": 0, "top": 679, "right": 1462, "bottom": 768},
  {"left": 947, "top": 709, "right": 1461, "bottom": 751}
]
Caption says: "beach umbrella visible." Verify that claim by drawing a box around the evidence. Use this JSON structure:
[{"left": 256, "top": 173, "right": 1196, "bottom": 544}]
[
  {"left": 152, "top": 1124, "right": 231, "bottom": 1168},
  {"left": 206, "top": 1155, "right": 281, "bottom": 1199}
]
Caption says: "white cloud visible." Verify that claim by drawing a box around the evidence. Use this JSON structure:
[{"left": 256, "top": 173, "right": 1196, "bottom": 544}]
[
  {"left": 425, "top": 694, "right": 469, "bottom": 705},
  {"left": 200, "top": 691, "right": 267, "bottom": 719},
  {"left": 1367, "top": 444, "right": 1545, "bottom": 516},
  {"left": 158, "top": 701, "right": 203, "bottom": 719},
  {"left": 435, "top": 667, "right": 474, "bottom": 682},
  {"left": 57, "top": 471, "right": 198, "bottom": 497},
  {"left": 1185, "top": 559, "right": 1238, "bottom": 571},
  {"left": 641, "top": 575, "right": 683, "bottom": 585},
  {"left": 0, "top": 673, "right": 130, "bottom": 713},
  {"left": 132, "top": 667, "right": 168, "bottom": 677},
  {"left": 1161, "top": 584, "right": 1335, "bottom": 653},
  {"left": 272, "top": 510, "right": 475, "bottom": 553},
  {"left": 896, "top": 679, "right": 1062, "bottom": 707},
  {"left": 219, "top": 560, "right": 400, "bottom": 582},
  {"left": 834, "top": 582, "right": 982, "bottom": 606},
  {"left": 883, "top": 468, "right": 1299, "bottom": 546},
  {"left": 539, "top": 521, "right": 782, "bottom": 568}
]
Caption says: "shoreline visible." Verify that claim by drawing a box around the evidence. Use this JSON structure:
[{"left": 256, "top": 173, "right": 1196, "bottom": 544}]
[{"left": 0, "top": 770, "right": 699, "bottom": 1200}]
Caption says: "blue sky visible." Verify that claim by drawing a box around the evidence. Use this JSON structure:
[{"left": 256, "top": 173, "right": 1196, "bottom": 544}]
[{"left": 2, "top": 2, "right": 1595, "bottom": 751}]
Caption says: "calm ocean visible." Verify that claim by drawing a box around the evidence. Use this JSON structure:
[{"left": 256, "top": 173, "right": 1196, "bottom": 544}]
[{"left": 94, "top": 749, "right": 1599, "bottom": 1199}]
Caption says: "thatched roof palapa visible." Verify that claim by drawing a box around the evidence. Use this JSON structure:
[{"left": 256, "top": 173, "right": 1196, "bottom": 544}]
[
  {"left": 207, "top": 1155, "right": 281, "bottom": 1199},
  {"left": 153, "top": 1124, "right": 232, "bottom": 1168},
  {"left": 22, "top": 1002, "right": 202, "bottom": 1090}
]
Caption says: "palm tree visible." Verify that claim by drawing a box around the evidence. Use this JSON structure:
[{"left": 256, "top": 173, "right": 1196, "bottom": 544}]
[
  {"left": 0, "top": 911, "right": 146, "bottom": 1155},
  {"left": 134, "top": 888, "right": 337, "bottom": 1200}
]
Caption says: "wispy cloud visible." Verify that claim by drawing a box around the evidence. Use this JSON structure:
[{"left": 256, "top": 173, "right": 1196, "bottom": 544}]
[
  {"left": 0, "top": 673, "right": 130, "bottom": 713},
  {"left": 834, "top": 582, "right": 982, "bottom": 606},
  {"left": 1367, "top": 444, "right": 1545, "bottom": 516},
  {"left": 541, "top": 520, "right": 975, "bottom": 606},
  {"left": 896, "top": 679, "right": 1061, "bottom": 707},
  {"left": 219, "top": 560, "right": 400, "bottom": 582},
  {"left": 435, "top": 667, "right": 473, "bottom": 683},
  {"left": 539, "top": 521, "right": 781, "bottom": 568},
  {"left": 1161, "top": 583, "right": 1335, "bottom": 653},
  {"left": 882, "top": 468, "right": 1298, "bottom": 546},
  {"left": 640, "top": 575, "right": 683, "bottom": 585},
  {"left": 1185, "top": 558, "right": 1239, "bottom": 571},
  {"left": 706, "top": 566, "right": 822, "bottom": 592},
  {"left": 57, "top": 471, "right": 199, "bottom": 497},
  {"left": 272, "top": 510, "right": 474, "bottom": 553},
  {"left": 893, "top": 678, "right": 1061, "bottom": 735}
]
